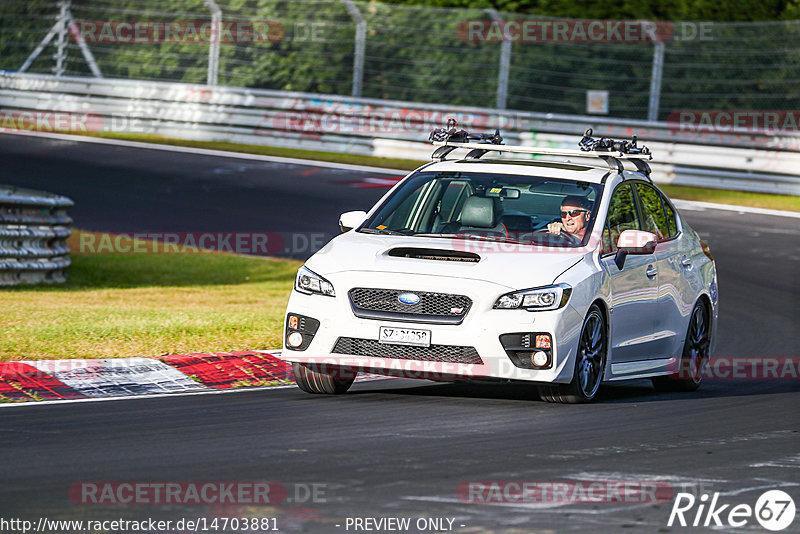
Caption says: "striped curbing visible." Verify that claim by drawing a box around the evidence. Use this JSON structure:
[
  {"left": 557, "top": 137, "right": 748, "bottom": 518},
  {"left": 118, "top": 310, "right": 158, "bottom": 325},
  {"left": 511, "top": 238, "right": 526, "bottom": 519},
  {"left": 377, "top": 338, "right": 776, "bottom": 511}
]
[{"left": 0, "top": 351, "right": 293, "bottom": 403}]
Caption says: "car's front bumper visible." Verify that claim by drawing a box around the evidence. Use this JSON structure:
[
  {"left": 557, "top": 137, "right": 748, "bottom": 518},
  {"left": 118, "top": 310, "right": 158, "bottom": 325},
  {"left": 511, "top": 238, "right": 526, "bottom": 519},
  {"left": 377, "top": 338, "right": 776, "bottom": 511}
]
[{"left": 281, "top": 273, "right": 585, "bottom": 385}]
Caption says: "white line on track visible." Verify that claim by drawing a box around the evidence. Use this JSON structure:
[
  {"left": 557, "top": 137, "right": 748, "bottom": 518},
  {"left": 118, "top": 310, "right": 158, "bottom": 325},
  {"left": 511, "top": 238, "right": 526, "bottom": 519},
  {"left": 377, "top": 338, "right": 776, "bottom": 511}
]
[
  {"left": 403, "top": 495, "right": 676, "bottom": 517},
  {"left": 567, "top": 472, "right": 729, "bottom": 484},
  {"left": 718, "top": 482, "right": 800, "bottom": 497},
  {"left": 536, "top": 430, "right": 795, "bottom": 461},
  {"left": 4, "top": 129, "right": 798, "bottom": 219}
]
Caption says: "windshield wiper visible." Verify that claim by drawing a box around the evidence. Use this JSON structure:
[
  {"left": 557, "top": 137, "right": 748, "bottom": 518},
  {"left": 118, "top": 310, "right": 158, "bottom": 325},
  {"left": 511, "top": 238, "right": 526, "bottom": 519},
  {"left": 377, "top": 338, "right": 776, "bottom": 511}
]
[{"left": 359, "top": 228, "right": 412, "bottom": 236}]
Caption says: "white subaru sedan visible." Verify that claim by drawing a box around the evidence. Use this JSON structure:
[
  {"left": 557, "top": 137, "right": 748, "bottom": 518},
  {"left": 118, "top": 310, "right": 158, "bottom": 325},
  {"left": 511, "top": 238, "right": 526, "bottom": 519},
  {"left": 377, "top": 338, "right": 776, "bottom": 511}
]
[{"left": 283, "top": 131, "right": 718, "bottom": 403}]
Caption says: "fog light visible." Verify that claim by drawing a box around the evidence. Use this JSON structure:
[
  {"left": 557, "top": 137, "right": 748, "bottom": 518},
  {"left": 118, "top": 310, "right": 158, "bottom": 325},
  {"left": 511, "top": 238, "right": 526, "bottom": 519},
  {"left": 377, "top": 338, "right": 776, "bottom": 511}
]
[
  {"left": 288, "top": 315, "right": 298, "bottom": 330},
  {"left": 535, "top": 334, "right": 551, "bottom": 349},
  {"left": 287, "top": 332, "right": 303, "bottom": 348},
  {"left": 532, "top": 351, "right": 549, "bottom": 367}
]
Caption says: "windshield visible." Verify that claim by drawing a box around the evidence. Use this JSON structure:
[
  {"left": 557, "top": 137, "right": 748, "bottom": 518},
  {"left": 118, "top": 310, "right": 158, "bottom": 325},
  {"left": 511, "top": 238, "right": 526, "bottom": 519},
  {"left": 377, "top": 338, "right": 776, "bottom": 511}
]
[{"left": 360, "top": 171, "right": 602, "bottom": 248}]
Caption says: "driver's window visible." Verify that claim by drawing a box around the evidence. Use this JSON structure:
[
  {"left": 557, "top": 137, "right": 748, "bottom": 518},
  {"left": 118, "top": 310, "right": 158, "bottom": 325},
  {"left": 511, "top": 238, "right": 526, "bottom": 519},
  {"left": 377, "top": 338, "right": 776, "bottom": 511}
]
[{"left": 605, "top": 183, "right": 640, "bottom": 253}]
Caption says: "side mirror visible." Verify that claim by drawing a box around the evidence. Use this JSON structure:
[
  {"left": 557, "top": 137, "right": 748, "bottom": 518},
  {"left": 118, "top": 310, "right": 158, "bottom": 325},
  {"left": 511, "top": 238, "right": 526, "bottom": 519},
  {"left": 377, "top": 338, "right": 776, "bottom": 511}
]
[
  {"left": 614, "top": 229, "right": 657, "bottom": 270},
  {"left": 339, "top": 210, "right": 367, "bottom": 233}
]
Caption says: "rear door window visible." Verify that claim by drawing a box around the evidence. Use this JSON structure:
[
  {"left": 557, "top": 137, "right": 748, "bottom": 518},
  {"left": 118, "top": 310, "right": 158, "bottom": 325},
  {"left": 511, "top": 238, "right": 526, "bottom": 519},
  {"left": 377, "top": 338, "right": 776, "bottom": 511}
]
[
  {"left": 605, "top": 183, "right": 640, "bottom": 252},
  {"left": 662, "top": 195, "right": 678, "bottom": 237},
  {"left": 635, "top": 183, "right": 671, "bottom": 240}
]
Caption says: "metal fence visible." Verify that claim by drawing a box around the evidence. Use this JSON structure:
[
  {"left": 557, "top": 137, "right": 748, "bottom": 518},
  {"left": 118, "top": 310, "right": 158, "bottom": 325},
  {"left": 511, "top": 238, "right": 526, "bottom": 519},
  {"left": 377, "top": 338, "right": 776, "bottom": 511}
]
[
  {"left": 1, "top": 72, "right": 798, "bottom": 195},
  {"left": 1, "top": 0, "right": 798, "bottom": 122},
  {"left": 0, "top": 185, "right": 73, "bottom": 286}
]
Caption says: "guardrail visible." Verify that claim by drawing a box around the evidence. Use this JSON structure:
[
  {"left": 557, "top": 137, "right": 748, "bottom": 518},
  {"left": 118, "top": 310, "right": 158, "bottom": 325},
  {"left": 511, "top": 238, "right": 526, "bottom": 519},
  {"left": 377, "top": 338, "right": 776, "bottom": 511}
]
[
  {"left": 0, "top": 185, "right": 72, "bottom": 286},
  {"left": 1, "top": 72, "right": 799, "bottom": 195}
]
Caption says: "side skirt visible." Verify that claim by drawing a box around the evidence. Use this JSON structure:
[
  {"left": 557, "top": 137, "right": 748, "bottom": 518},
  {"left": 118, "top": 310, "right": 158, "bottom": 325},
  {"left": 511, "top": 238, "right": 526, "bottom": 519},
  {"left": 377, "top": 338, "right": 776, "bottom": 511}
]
[{"left": 606, "top": 356, "right": 680, "bottom": 381}]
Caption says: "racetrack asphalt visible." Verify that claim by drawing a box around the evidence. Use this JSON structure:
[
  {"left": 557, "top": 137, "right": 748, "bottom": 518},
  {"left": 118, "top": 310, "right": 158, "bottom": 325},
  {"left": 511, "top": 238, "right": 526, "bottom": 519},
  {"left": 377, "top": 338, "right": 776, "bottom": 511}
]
[{"left": 1, "top": 133, "right": 798, "bottom": 533}]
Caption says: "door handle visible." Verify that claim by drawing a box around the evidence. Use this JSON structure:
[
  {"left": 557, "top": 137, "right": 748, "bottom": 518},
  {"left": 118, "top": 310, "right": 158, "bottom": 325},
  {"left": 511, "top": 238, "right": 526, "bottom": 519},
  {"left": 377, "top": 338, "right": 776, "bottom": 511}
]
[
  {"left": 646, "top": 265, "right": 658, "bottom": 278},
  {"left": 681, "top": 257, "right": 693, "bottom": 268}
]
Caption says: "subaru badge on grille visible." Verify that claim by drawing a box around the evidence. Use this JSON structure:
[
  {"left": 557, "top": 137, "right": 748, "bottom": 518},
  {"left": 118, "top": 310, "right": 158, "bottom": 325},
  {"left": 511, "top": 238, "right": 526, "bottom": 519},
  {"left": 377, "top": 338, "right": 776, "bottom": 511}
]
[{"left": 398, "top": 293, "right": 420, "bottom": 305}]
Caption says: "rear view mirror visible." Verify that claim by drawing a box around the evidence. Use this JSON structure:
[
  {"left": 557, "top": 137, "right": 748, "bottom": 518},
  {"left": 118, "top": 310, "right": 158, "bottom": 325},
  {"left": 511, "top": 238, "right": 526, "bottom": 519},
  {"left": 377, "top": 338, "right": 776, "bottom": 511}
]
[
  {"left": 339, "top": 210, "right": 367, "bottom": 232},
  {"left": 487, "top": 187, "right": 520, "bottom": 199},
  {"left": 501, "top": 188, "right": 520, "bottom": 199},
  {"left": 614, "top": 229, "right": 657, "bottom": 269}
]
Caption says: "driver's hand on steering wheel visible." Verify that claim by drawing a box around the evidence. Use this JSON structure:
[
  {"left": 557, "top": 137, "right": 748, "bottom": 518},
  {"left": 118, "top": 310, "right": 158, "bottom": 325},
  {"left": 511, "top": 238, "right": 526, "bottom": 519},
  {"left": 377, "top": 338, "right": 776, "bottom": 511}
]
[{"left": 547, "top": 221, "right": 565, "bottom": 235}]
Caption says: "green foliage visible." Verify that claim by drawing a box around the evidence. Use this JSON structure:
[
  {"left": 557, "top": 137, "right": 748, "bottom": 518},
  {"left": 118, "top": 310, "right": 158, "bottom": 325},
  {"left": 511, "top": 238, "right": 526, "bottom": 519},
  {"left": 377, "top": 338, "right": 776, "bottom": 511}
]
[
  {"left": 383, "top": 0, "right": 797, "bottom": 21},
  {"left": 0, "top": 0, "right": 797, "bottom": 120},
  {"left": 62, "top": 249, "right": 299, "bottom": 289}
]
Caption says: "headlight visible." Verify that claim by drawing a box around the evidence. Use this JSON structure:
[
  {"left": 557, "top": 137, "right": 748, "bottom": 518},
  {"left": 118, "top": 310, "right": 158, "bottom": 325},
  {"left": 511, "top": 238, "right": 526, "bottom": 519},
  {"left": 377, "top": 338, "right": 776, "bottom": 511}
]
[
  {"left": 493, "top": 283, "right": 571, "bottom": 311},
  {"left": 295, "top": 266, "right": 335, "bottom": 297}
]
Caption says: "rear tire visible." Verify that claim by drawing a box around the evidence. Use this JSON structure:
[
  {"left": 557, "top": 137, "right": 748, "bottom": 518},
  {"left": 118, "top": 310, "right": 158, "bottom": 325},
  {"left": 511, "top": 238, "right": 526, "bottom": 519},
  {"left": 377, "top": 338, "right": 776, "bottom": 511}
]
[
  {"left": 538, "top": 305, "right": 607, "bottom": 404},
  {"left": 652, "top": 301, "right": 710, "bottom": 392},
  {"left": 292, "top": 362, "right": 356, "bottom": 394}
]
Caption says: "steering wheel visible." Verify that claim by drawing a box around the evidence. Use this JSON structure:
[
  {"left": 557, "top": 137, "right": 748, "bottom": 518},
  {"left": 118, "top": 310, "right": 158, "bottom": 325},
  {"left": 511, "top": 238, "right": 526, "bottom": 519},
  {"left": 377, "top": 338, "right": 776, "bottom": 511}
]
[{"left": 532, "top": 226, "right": 581, "bottom": 245}]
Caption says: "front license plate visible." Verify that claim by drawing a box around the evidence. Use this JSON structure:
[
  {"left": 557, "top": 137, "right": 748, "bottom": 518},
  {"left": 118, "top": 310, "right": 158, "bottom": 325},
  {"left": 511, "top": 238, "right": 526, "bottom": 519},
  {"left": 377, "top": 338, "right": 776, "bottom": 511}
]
[{"left": 378, "top": 326, "right": 431, "bottom": 347}]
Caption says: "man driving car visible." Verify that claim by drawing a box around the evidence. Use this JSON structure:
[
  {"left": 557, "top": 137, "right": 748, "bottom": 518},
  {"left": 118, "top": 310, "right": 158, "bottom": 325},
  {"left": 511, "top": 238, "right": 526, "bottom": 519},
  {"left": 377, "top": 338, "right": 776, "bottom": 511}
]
[{"left": 547, "top": 196, "right": 591, "bottom": 242}]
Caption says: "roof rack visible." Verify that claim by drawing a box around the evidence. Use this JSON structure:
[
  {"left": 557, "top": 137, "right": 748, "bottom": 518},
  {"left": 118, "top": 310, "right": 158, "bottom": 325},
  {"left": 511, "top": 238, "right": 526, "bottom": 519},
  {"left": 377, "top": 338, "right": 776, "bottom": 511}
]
[{"left": 428, "top": 123, "right": 654, "bottom": 177}]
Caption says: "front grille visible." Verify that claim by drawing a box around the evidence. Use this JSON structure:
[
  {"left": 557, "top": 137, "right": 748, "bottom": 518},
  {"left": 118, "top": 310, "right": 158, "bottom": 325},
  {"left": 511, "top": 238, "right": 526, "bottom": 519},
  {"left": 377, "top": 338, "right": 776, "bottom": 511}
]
[
  {"left": 348, "top": 288, "right": 472, "bottom": 324},
  {"left": 332, "top": 337, "right": 483, "bottom": 365}
]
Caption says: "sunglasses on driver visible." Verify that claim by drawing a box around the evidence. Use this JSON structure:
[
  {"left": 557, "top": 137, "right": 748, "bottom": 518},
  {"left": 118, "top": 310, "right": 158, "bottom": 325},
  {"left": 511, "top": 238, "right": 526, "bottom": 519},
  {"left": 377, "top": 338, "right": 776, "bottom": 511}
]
[{"left": 560, "top": 209, "right": 589, "bottom": 218}]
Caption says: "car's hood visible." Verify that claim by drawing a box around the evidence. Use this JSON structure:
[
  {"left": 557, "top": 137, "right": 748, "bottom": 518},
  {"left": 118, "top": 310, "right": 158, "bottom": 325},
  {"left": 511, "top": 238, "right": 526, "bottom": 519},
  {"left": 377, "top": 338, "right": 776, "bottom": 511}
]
[{"left": 306, "top": 232, "right": 589, "bottom": 291}]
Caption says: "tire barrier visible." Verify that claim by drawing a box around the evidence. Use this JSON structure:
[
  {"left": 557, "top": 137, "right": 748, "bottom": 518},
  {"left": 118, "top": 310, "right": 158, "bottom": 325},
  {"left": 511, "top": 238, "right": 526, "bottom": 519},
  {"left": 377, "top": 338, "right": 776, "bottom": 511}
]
[{"left": 0, "top": 185, "right": 73, "bottom": 286}]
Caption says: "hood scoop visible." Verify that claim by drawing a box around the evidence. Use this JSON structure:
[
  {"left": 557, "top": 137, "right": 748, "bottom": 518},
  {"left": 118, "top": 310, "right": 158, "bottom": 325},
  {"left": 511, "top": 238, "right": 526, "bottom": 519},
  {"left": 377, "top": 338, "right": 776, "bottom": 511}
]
[{"left": 387, "top": 247, "right": 480, "bottom": 263}]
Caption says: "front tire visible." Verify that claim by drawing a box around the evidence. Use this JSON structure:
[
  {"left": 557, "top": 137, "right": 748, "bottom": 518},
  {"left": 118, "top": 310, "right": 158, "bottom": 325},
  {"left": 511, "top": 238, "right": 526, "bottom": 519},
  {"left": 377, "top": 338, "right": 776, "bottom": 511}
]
[
  {"left": 292, "top": 362, "right": 356, "bottom": 394},
  {"left": 538, "top": 305, "right": 607, "bottom": 403},
  {"left": 652, "top": 301, "right": 710, "bottom": 392}
]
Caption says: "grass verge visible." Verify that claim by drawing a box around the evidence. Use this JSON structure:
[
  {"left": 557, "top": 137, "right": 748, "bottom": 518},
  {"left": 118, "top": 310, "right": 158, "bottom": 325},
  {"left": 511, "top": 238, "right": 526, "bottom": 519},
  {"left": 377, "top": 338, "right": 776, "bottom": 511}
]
[
  {"left": 656, "top": 184, "right": 800, "bottom": 212},
  {"left": 71, "top": 131, "right": 800, "bottom": 212},
  {"left": 1, "top": 232, "right": 300, "bottom": 361}
]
